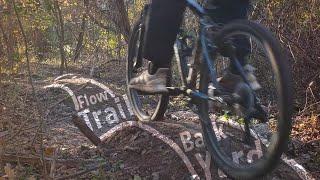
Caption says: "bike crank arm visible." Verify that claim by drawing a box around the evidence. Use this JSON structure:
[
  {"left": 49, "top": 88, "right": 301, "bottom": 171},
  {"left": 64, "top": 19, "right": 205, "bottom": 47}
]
[
  {"left": 185, "top": 89, "right": 225, "bottom": 104},
  {"left": 166, "top": 87, "right": 234, "bottom": 109}
]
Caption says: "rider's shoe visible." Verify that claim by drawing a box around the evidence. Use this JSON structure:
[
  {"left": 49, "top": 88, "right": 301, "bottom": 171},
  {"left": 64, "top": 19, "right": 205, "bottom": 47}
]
[
  {"left": 218, "top": 64, "right": 262, "bottom": 91},
  {"left": 243, "top": 65, "right": 261, "bottom": 90},
  {"left": 220, "top": 65, "right": 268, "bottom": 121},
  {"left": 217, "top": 71, "right": 243, "bottom": 92},
  {"left": 129, "top": 68, "right": 169, "bottom": 94},
  {"left": 210, "top": 65, "right": 266, "bottom": 121}
]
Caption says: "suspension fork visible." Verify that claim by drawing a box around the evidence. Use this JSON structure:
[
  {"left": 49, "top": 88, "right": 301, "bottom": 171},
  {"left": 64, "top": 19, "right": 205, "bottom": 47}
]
[{"left": 133, "top": 22, "right": 145, "bottom": 70}]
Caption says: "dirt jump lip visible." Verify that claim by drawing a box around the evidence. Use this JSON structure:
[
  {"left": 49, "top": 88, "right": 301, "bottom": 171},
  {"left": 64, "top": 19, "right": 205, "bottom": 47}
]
[{"left": 43, "top": 74, "right": 315, "bottom": 180}]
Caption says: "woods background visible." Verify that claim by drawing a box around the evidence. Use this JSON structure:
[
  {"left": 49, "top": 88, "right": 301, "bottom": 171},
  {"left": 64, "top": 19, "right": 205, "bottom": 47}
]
[
  {"left": 0, "top": 0, "right": 319, "bottom": 179},
  {"left": 0, "top": 0, "right": 319, "bottom": 110}
]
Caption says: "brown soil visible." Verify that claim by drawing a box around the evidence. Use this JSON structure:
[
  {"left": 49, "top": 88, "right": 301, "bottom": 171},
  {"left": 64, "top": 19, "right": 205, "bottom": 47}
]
[{"left": 0, "top": 61, "right": 318, "bottom": 179}]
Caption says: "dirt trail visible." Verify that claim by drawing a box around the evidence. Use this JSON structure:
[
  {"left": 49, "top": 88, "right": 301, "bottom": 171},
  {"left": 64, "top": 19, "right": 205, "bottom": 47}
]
[
  {"left": 40, "top": 69, "right": 311, "bottom": 179},
  {"left": 0, "top": 61, "right": 316, "bottom": 179}
]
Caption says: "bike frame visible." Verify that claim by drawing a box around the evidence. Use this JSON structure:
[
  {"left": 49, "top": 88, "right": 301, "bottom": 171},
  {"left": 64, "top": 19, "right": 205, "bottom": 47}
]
[
  {"left": 171, "top": 0, "right": 255, "bottom": 104},
  {"left": 128, "top": 2, "right": 291, "bottom": 176},
  {"left": 134, "top": 0, "right": 251, "bottom": 105},
  {"left": 174, "top": 0, "right": 265, "bottom": 139},
  {"left": 169, "top": 0, "right": 224, "bottom": 102}
]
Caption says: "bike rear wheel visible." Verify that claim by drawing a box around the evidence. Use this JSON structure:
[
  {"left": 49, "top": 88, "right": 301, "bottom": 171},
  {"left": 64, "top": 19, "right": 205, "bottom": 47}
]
[{"left": 199, "top": 20, "right": 293, "bottom": 179}]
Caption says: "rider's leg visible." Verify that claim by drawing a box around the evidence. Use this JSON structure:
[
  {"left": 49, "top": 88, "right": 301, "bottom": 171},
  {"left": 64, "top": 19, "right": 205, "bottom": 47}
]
[
  {"left": 205, "top": 0, "right": 251, "bottom": 74},
  {"left": 205, "top": 0, "right": 250, "bottom": 23},
  {"left": 205, "top": 0, "right": 261, "bottom": 90},
  {"left": 144, "top": 0, "right": 186, "bottom": 74},
  {"left": 129, "top": 0, "right": 186, "bottom": 93}
]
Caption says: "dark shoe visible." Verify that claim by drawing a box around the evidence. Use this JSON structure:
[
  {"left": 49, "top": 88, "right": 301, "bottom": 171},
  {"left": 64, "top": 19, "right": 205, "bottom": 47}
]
[
  {"left": 129, "top": 68, "right": 169, "bottom": 94},
  {"left": 217, "top": 71, "right": 243, "bottom": 92},
  {"left": 218, "top": 65, "right": 261, "bottom": 91},
  {"left": 219, "top": 65, "right": 268, "bottom": 122},
  {"left": 211, "top": 65, "right": 264, "bottom": 119}
]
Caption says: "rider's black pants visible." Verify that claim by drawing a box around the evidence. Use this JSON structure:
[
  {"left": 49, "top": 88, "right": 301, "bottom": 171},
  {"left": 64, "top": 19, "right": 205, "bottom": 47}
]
[{"left": 143, "top": 0, "right": 250, "bottom": 73}]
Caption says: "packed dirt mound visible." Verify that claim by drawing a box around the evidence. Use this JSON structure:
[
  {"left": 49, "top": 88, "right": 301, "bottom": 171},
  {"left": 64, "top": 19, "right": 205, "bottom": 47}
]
[
  {"left": 41, "top": 74, "right": 312, "bottom": 179},
  {"left": 99, "top": 120, "right": 304, "bottom": 179},
  {"left": 0, "top": 61, "right": 316, "bottom": 179}
]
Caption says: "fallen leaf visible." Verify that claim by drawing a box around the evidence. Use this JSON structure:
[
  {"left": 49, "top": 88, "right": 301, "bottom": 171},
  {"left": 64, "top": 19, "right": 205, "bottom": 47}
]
[
  {"left": 45, "top": 147, "right": 56, "bottom": 157},
  {"left": 4, "top": 164, "right": 16, "bottom": 180}
]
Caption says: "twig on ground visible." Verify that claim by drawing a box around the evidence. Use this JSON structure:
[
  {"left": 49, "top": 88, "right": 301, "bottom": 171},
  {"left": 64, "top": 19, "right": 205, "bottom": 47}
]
[
  {"left": 6, "top": 117, "right": 34, "bottom": 143},
  {"left": 55, "top": 162, "right": 107, "bottom": 180},
  {"left": 0, "top": 153, "right": 103, "bottom": 167},
  {"left": 306, "top": 138, "right": 320, "bottom": 145},
  {"left": 49, "top": 147, "right": 59, "bottom": 179},
  {"left": 299, "top": 101, "right": 320, "bottom": 115}
]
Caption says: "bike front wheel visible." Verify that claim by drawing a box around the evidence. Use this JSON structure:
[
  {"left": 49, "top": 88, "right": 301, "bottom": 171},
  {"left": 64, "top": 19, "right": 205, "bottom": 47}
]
[{"left": 126, "top": 19, "right": 169, "bottom": 122}]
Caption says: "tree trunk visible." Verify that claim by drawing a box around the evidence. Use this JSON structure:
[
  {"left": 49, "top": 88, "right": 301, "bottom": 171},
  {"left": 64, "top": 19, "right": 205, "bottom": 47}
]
[
  {"left": 3, "top": 0, "right": 16, "bottom": 70},
  {"left": 53, "top": 0, "right": 67, "bottom": 75},
  {"left": 73, "top": 14, "right": 86, "bottom": 62},
  {"left": 73, "top": 0, "right": 88, "bottom": 62},
  {"left": 0, "top": 18, "right": 8, "bottom": 66},
  {"left": 117, "top": 34, "right": 122, "bottom": 62},
  {"left": 0, "top": 21, "right": 5, "bottom": 78},
  {"left": 113, "top": 0, "right": 131, "bottom": 42},
  {"left": 89, "top": 0, "right": 131, "bottom": 42}
]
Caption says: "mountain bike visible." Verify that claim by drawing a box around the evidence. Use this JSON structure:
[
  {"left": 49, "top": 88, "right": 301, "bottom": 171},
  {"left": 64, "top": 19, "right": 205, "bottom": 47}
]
[{"left": 126, "top": 1, "right": 293, "bottom": 179}]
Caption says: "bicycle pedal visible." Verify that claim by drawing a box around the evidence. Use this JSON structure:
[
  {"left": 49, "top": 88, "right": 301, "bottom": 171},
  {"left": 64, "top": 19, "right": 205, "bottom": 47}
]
[{"left": 167, "top": 87, "right": 184, "bottom": 96}]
